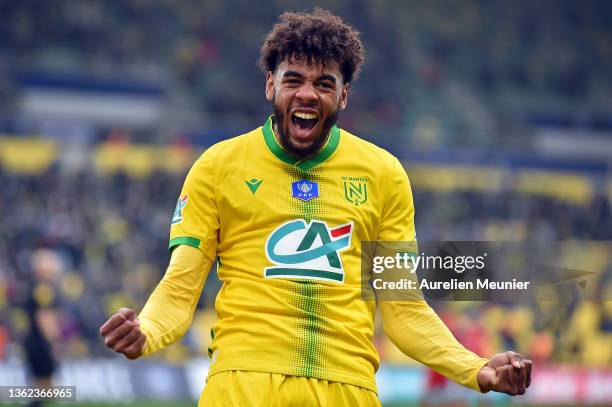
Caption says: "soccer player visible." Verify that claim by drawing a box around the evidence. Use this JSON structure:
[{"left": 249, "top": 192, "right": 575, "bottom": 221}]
[{"left": 100, "top": 9, "right": 532, "bottom": 406}]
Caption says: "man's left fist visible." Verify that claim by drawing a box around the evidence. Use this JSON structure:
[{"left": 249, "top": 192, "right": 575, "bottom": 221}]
[{"left": 477, "top": 351, "right": 533, "bottom": 395}]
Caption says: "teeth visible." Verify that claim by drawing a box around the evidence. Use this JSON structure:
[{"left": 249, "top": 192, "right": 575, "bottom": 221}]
[{"left": 293, "top": 112, "right": 318, "bottom": 120}]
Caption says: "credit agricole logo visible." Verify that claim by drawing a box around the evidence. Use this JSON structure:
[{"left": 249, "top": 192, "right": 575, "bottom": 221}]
[{"left": 264, "top": 219, "right": 353, "bottom": 283}]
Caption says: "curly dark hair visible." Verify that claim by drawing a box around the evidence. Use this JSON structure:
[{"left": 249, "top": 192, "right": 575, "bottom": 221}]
[{"left": 259, "top": 8, "right": 364, "bottom": 84}]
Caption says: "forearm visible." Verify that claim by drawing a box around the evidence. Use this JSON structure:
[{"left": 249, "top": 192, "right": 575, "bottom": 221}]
[
  {"left": 139, "top": 244, "right": 211, "bottom": 356},
  {"left": 381, "top": 300, "right": 488, "bottom": 391}
]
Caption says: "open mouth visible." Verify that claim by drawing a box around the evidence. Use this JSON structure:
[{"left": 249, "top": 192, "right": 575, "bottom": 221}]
[{"left": 291, "top": 111, "right": 319, "bottom": 133}]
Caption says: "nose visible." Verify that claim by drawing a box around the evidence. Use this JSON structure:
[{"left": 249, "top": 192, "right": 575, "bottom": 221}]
[{"left": 295, "top": 81, "right": 317, "bottom": 104}]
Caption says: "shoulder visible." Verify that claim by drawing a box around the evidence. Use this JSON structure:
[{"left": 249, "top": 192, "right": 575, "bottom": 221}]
[
  {"left": 193, "top": 127, "right": 262, "bottom": 168},
  {"left": 338, "top": 128, "right": 401, "bottom": 172}
]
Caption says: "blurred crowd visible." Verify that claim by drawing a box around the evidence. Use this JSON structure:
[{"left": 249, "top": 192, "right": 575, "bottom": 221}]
[
  {"left": 0, "top": 163, "right": 610, "bottom": 367},
  {"left": 1, "top": 0, "right": 611, "bottom": 378},
  {"left": 1, "top": 0, "right": 611, "bottom": 146},
  {"left": 0, "top": 166, "right": 179, "bottom": 361}
]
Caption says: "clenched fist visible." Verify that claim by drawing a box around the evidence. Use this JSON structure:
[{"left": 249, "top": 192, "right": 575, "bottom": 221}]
[
  {"left": 477, "top": 351, "right": 533, "bottom": 395},
  {"left": 100, "top": 308, "right": 146, "bottom": 360}
]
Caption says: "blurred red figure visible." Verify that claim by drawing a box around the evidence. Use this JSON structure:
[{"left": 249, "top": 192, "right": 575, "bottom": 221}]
[{"left": 422, "top": 306, "right": 493, "bottom": 407}]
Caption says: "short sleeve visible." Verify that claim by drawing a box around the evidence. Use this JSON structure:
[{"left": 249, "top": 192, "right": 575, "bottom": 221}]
[
  {"left": 169, "top": 150, "right": 219, "bottom": 262},
  {"left": 377, "top": 157, "right": 416, "bottom": 242}
]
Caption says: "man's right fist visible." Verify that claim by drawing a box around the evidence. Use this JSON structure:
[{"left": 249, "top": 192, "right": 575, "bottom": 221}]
[{"left": 100, "top": 308, "right": 146, "bottom": 360}]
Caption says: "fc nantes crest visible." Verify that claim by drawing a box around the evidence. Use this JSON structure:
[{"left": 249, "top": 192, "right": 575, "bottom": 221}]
[{"left": 342, "top": 176, "right": 368, "bottom": 206}]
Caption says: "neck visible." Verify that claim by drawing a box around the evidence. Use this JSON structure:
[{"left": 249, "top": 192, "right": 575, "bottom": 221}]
[{"left": 272, "top": 116, "right": 330, "bottom": 160}]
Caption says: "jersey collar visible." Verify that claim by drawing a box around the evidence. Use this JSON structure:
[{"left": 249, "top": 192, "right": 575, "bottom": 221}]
[{"left": 262, "top": 116, "right": 340, "bottom": 171}]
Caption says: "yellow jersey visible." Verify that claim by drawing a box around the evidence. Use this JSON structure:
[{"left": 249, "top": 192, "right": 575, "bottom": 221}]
[{"left": 167, "top": 117, "right": 415, "bottom": 391}]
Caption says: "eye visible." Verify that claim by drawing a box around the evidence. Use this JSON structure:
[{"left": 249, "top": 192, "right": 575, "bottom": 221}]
[
  {"left": 317, "top": 82, "right": 334, "bottom": 89},
  {"left": 284, "top": 79, "right": 302, "bottom": 85}
]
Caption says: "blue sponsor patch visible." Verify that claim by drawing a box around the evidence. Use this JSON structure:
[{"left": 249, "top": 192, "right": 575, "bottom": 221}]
[{"left": 292, "top": 179, "right": 319, "bottom": 201}]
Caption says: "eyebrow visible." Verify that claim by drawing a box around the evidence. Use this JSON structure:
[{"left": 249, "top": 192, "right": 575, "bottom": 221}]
[{"left": 282, "top": 70, "right": 338, "bottom": 84}]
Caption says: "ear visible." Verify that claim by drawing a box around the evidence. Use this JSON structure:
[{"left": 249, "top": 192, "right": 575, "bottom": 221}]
[
  {"left": 338, "top": 83, "right": 349, "bottom": 110},
  {"left": 265, "top": 71, "right": 275, "bottom": 102}
]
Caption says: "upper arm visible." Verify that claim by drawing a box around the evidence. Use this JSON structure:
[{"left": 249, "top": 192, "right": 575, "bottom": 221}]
[
  {"left": 378, "top": 158, "right": 416, "bottom": 242},
  {"left": 169, "top": 150, "right": 219, "bottom": 261}
]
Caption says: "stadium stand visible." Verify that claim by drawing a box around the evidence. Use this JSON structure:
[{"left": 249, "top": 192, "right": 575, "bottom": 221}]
[
  {"left": 0, "top": 139, "right": 610, "bottom": 367},
  {"left": 1, "top": 1, "right": 612, "bottom": 147},
  {"left": 1, "top": 1, "right": 611, "bottom": 404}
]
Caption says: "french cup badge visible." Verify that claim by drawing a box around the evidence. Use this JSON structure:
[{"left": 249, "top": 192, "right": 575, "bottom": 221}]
[{"left": 292, "top": 179, "right": 319, "bottom": 201}]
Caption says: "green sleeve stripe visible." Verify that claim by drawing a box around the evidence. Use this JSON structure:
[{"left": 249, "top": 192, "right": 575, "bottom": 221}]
[{"left": 168, "top": 236, "right": 201, "bottom": 251}]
